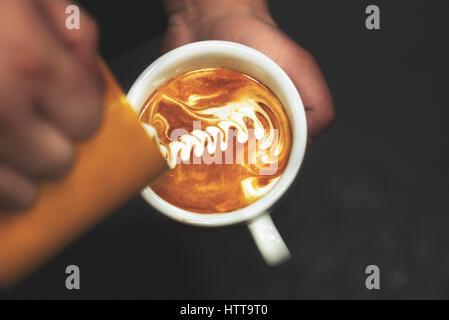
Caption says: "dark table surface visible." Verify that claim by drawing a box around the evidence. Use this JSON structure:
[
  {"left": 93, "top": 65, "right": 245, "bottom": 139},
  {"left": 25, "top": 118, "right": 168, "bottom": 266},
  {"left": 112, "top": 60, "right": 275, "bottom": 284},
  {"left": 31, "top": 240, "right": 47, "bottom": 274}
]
[{"left": 1, "top": 0, "right": 448, "bottom": 299}]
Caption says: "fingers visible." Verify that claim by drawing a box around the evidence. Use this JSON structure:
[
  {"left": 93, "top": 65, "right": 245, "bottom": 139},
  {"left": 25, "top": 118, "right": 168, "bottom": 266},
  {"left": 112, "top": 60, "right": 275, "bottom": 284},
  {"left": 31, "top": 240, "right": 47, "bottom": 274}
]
[
  {"left": 0, "top": 112, "right": 74, "bottom": 179},
  {"left": 0, "top": 1, "right": 103, "bottom": 140},
  {"left": 34, "top": 48, "right": 103, "bottom": 140},
  {"left": 0, "top": 71, "right": 73, "bottom": 180},
  {"left": 38, "top": 0, "right": 100, "bottom": 75},
  {"left": 32, "top": 0, "right": 103, "bottom": 140},
  {"left": 277, "top": 40, "right": 335, "bottom": 141},
  {"left": 0, "top": 0, "right": 103, "bottom": 210},
  {"left": 0, "top": 165, "right": 38, "bottom": 211}
]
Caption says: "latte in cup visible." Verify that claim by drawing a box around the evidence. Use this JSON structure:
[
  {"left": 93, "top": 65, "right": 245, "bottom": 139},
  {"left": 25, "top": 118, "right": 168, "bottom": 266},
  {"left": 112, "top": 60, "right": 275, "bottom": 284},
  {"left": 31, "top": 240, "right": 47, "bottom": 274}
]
[{"left": 139, "top": 68, "right": 292, "bottom": 213}]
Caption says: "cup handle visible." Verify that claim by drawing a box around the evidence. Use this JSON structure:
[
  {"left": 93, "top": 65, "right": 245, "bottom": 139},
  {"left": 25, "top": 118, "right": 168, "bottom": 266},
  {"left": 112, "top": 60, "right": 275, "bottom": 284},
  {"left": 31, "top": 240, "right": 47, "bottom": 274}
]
[{"left": 247, "top": 213, "right": 290, "bottom": 266}]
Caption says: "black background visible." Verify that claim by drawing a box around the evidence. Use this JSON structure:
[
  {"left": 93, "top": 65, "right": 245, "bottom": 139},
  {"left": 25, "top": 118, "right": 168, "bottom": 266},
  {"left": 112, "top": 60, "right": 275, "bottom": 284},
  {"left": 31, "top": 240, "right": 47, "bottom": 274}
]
[{"left": 1, "top": 0, "right": 448, "bottom": 299}]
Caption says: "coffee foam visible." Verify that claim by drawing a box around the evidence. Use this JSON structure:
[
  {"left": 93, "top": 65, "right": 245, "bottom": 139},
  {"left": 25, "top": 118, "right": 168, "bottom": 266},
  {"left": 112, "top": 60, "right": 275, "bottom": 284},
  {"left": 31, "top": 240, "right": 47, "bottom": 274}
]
[{"left": 139, "top": 68, "right": 292, "bottom": 213}]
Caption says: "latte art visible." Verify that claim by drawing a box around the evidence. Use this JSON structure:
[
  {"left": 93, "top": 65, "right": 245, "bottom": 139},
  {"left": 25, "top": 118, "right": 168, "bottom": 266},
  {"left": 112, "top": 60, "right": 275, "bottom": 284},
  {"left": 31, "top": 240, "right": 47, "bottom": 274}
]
[
  {"left": 139, "top": 68, "right": 292, "bottom": 213},
  {"left": 160, "top": 98, "right": 280, "bottom": 171}
]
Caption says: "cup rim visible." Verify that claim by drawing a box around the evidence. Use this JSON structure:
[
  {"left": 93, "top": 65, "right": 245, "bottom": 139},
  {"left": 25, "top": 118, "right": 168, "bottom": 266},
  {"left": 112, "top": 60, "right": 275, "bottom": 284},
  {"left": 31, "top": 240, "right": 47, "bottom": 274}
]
[{"left": 127, "top": 40, "right": 307, "bottom": 227}]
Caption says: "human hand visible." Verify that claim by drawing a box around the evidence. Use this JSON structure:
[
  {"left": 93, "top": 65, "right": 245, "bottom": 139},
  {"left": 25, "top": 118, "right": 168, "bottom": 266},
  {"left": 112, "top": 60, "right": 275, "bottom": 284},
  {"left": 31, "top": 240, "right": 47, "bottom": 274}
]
[
  {"left": 162, "top": 0, "right": 335, "bottom": 145},
  {"left": 0, "top": 0, "right": 103, "bottom": 210}
]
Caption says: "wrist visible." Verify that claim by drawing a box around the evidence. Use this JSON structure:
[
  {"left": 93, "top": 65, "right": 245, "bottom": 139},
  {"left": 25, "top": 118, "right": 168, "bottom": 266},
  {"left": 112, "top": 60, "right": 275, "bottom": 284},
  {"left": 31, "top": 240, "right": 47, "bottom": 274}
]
[{"left": 164, "top": 0, "right": 273, "bottom": 28}]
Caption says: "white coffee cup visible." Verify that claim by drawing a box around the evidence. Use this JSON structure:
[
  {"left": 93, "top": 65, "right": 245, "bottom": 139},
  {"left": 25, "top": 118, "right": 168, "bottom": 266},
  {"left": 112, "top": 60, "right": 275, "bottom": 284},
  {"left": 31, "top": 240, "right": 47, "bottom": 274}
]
[{"left": 127, "top": 41, "right": 307, "bottom": 266}]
